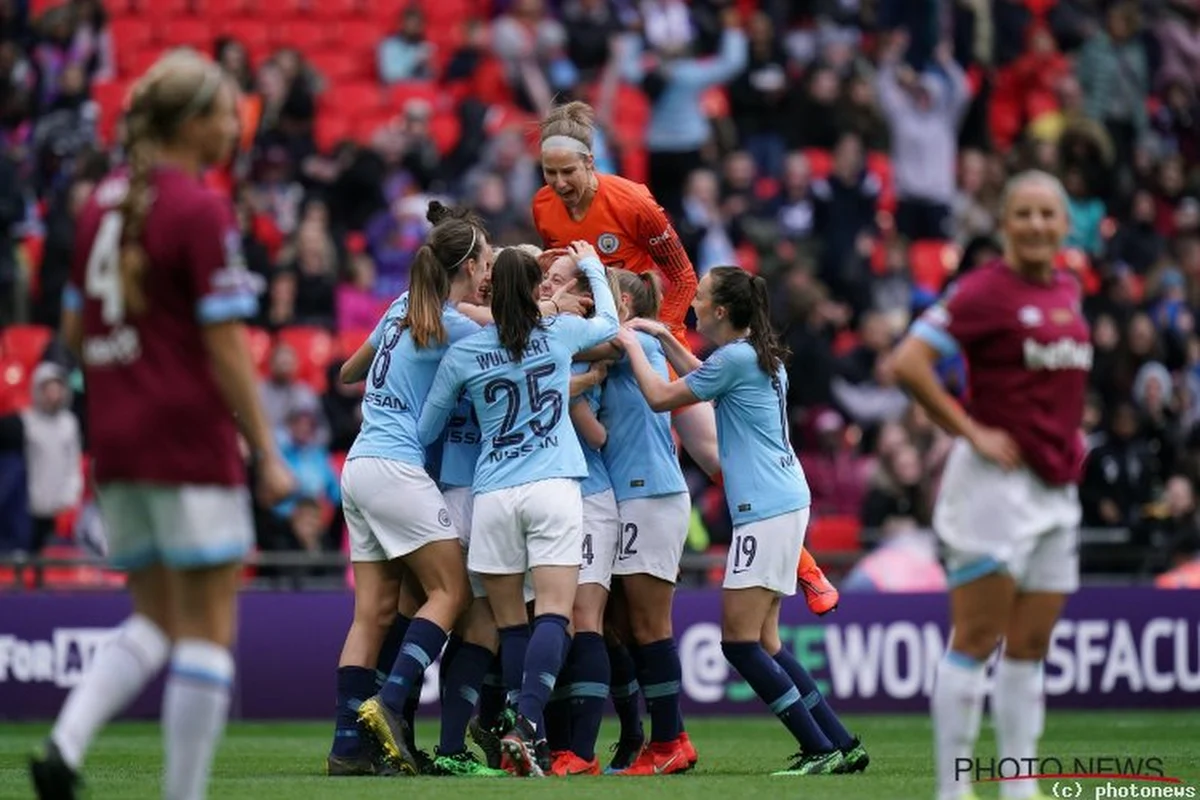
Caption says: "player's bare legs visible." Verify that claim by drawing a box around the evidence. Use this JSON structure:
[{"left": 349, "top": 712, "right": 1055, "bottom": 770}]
[
  {"left": 675, "top": 401, "right": 839, "bottom": 616},
  {"left": 991, "top": 592, "right": 1067, "bottom": 800},
  {"left": 40, "top": 565, "right": 174, "bottom": 794},
  {"left": 720, "top": 590, "right": 844, "bottom": 775},
  {"left": 933, "top": 573, "right": 1017, "bottom": 800},
  {"left": 327, "top": 561, "right": 402, "bottom": 775},
  {"left": 358, "top": 540, "right": 470, "bottom": 774},
  {"left": 162, "top": 562, "right": 243, "bottom": 800},
  {"left": 761, "top": 603, "right": 866, "bottom": 771}
]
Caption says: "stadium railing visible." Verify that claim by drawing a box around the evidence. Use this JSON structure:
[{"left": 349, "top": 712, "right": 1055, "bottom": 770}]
[{"left": 0, "top": 527, "right": 1150, "bottom": 591}]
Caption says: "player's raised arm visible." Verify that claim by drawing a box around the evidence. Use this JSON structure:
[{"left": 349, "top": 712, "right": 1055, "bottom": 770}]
[
  {"left": 615, "top": 326, "right": 698, "bottom": 412},
  {"left": 635, "top": 196, "right": 697, "bottom": 339},
  {"left": 565, "top": 241, "right": 619, "bottom": 351}
]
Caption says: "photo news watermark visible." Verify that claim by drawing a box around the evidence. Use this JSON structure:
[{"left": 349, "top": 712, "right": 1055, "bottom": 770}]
[{"left": 956, "top": 758, "right": 1195, "bottom": 799}]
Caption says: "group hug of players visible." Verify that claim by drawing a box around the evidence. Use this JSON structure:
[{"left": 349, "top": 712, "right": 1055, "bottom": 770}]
[
  {"left": 34, "top": 47, "right": 1092, "bottom": 800},
  {"left": 324, "top": 100, "right": 868, "bottom": 779}
]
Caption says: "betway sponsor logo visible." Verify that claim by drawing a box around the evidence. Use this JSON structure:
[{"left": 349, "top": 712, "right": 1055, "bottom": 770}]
[
  {"left": 1024, "top": 338, "right": 1093, "bottom": 371},
  {"left": 680, "top": 617, "right": 1200, "bottom": 704}
]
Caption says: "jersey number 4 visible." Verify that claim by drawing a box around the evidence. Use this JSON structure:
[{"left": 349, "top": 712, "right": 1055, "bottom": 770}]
[
  {"left": 85, "top": 211, "right": 126, "bottom": 325},
  {"left": 483, "top": 364, "right": 563, "bottom": 449}
]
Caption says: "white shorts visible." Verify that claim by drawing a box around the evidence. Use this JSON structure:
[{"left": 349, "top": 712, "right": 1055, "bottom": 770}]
[
  {"left": 342, "top": 458, "right": 459, "bottom": 562},
  {"left": 934, "top": 438, "right": 1081, "bottom": 593},
  {"left": 580, "top": 490, "right": 620, "bottom": 589},
  {"left": 612, "top": 493, "right": 691, "bottom": 584},
  {"left": 444, "top": 485, "right": 534, "bottom": 602},
  {"left": 723, "top": 507, "right": 809, "bottom": 595},
  {"left": 469, "top": 479, "right": 583, "bottom": 574},
  {"left": 97, "top": 483, "right": 253, "bottom": 571}
]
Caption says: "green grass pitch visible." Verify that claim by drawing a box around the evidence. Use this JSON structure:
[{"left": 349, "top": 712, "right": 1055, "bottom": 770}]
[{"left": 2, "top": 712, "right": 1198, "bottom": 799}]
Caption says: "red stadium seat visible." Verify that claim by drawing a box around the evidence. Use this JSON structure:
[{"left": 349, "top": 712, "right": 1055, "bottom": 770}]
[
  {"left": 325, "top": 81, "right": 387, "bottom": 115},
  {"left": 308, "top": 49, "right": 369, "bottom": 83},
  {"left": 908, "top": 240, "right": 961, "bottom": 294},
  {"left": 91, "top": 81, "right": 131, "bottom": 141},
  {"left": 110, "top": 18, "right": 157, "bottom": 51},
  {"left": 196, "top": 0, "right": 254, "bottom": 17},
  {"left": 220, "top": 19, "right": 272, "bottom": 60},
  {"left": 0, "top": 360, "right": 31, "bottom": 414},
  {"left": 2, "top": 325, "right": 54, "bottom": 370},
  {"left": 315, "top": 114, "right": 355, "bottom": 151},
  {"left": 161, "top": 19, "right": 215, "bottom": 51},
  {"left": 274, "top": 19, "right": 330, "bottom": 52},
  {"left": 134, "top": 0, "right": 190, "bottom": 20},
  {"left": 309, "top": 0, "right": 362, "bottom": 19},
  {"left": 277, "top": 326, "right": 335, "bottom": 392},
  {"left": 243, "top": 326, "right": 273, "bottom": 376},
  {"left": 336, "top": 19, "right": 380, "bottom": 54},
  {"left": 429, "top": 112, "right": 461, "bottom": 155},
  {"left": 122, "top": 47, "right": 166, "bottom": 81},
  {"left": 806, "top": 515, "right": 862, "bottom": 554},
  {"left": 337, "top": 328, "right": 373, "bottom": 359},
  {"left": 804, "top": 148, "right": 833, "bottom": 179}
]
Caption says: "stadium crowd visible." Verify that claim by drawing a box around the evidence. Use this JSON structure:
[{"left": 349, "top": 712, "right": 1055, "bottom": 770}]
[{"left": 1, "top": 0, "right": 1199, "bottom": 589}]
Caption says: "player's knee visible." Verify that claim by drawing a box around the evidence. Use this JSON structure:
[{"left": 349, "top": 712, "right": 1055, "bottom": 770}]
[
  {"left": 950, "top": 625, "right": 1002, "bottom": 662},
  {"left": 628, "top": 609, "right": 672, "bottom": 644},
  {"left": 1004, "top": 627, "right": 1053, "bottom": 661}
]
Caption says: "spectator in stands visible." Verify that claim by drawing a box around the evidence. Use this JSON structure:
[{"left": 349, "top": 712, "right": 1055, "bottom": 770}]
[
  {"left": 0, "top": 150, "right": 22, "bottom": 325},
  {"left": 364, "top": 191, "right": 429, "bottom": 299},
  {"left": 1134, "top": 361, "right": 1182, "bottom": 478},
  {"left": 260, "top": 342, "right": 330, "bottom": 445},
  {"left": 1110, "top": 188, "right": 1168, "bottom": 273},
  {"left": 469, "top": 170, "right": 522, "bottom": 239},
  {"left": 561, "top": 0, "right": 627, "bottom": 81},
  {"left": 840, "top": 522, "right": 947, "bottom": 593},
  {"left": 336, "top": 252, "right": 383, "bottom": 333},
  {"left": 322, "top": 362, "right": 363, "bottom": 454},
  {"left": 678, "top": 167, "right": 736, "bottom": 276},
  {"left": 1154, "top": 1, "right": 1200, "bottom": 95},
  {"left": 69, "top": 0, "right": 113, "bottom": 83},
  {"left": 1082, "top": 400, "right": 1157, "bottom": 528},
  {"left": 1075, "top": 2, "right": 1150, "bottom": 187},
  {"left": 20, "top": 362, "right": 82, "bottom": 554},
  {"left": 810, "top": 132, "right": 880, "bottom": 312},
  {"left": 951, "top": 149, "right": 997, "bottom": 244},
  {"left": 758, "top": 149, "right": 815, "bottom": 243},
  {"left": 1152, "top": 77, "right": 1200, "bottom": 169},
  {"left": 830, "top": 311, "right": 909, "bottom": 427},
  {"left": 1141, "top": 473, "right": 1200, "bottom": 575},
  {"left": 491, "top": 0, "right": 569, "bottom": 112},
  {"left": 835, "top": 72, "right": 889, "bottom": 153},
  {"left": 729, "top": 11, "right": 789, "bottom": 177},
  {"left": 377, "top": 6, "right": 435, "bottom": 84},
  {"left": 623, "top": 6, "right": 747, "bottom": 218},
  {"left": 275, "top": 400, "right": 339, "bottom": 521},
  {"left": 860, "top": 442, "right": 931, "bottom": 529},
  {"left": 287, "top": 209, "right": 339, "bottom": 328},
  {"left": 870, "top": 236, "right": 918, "bottom": 336},
  {"left": 877, "top": 33, "right": 970, "bottom": 240},
  {"left": 283, "top": 497, "right": 342, "bottom": 577},
  {"left": 785, "top": 63, "right": 841, "bottom": 152},
  {"left": 1063, "top": 166, "right": 1107, "bottom": 256},
  {"left": 802, "top": 408, "right": 871, "bottom": 517}
]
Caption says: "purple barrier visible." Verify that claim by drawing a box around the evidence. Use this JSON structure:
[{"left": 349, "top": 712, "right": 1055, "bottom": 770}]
[{"left": 1, "top": 587, "right": 1197, "bottom": 721}]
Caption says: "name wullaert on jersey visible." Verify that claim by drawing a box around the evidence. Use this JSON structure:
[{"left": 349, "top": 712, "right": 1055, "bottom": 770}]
[{"left": 1023, "top": 338, "right": 1093, "bottom": 371}]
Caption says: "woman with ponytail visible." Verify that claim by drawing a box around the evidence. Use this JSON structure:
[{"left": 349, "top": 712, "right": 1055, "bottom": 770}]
[
  {"left": 533, "top": 99, "right": 839, "bottom": 618},
  {"left": 617, "top": 266, "right": 869, "bottom": 776},
  {"left": 336, "top": 202, "right": 498, "bottom": 777},
  {"left": 417, "top": 241, "right": 618, "bottom": 777},
  {"left": 35, "top": 49, "right": 295, "bottom": 800}
]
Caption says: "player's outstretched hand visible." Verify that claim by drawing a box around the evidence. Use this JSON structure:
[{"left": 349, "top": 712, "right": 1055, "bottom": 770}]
[
  {"left": 568, "top": 240, "right": 599, "bottom": 263},
  {"left": 625, "top": 317, "right": 670, "bottom": 339},
  {"left": 969, "top": 425, "right": 1022, "bottom": 471},
  {"left": 257, "top": 455, "right": 297, "bottom": 506}
]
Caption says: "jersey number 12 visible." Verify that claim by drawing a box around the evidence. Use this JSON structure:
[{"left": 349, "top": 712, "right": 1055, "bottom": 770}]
[{"left": 85, "top": 211, "right": 126, "bottom": 326}]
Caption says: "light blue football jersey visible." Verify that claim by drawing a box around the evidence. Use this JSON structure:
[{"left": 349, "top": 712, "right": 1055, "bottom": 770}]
[
  {"left": 438, "top": 390, "right": 482, "bottom": 489},
  {"left": 684, "top": 339, "right": 810, "bottom": 525},
  {"left": 368, "top": 292, "right": 409, "bottom": 348},
  {"left": 570, "top": 361, "right": 611, "bottom": 498},
  {"left": 419, "top": 256, "right": 619, "bottom": 494},
  {"left": 348, "top": 303, "right": 482, "bottom": 467},
  {"left": 600, "top": 331, "right": 688, "bottom": 502}
]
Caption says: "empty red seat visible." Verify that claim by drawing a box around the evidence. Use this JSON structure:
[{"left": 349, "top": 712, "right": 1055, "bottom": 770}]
[
  {"left": 2, "top": 325, "right": 54, "bottom": 370},
  {"left": 309, "top": 49, "right": 368, "bottom": 83},
  {"left": 309, "top": 0, "right": 363, "bottom": 19},
  {"left": 805, "top": 515, "right": 862, "bottom": 554},
  {"left": 220, "top": 19, "right": 272, "bottom": 59},
  {"left": 336, "top": 19, "right": 379, "bottom": 52},
  {"left": 429, "top": 112, "right": 461, "bottom": 154},
  {"left": 0, "top": 360, "right": 31, "bottom": 414},
  {"left": 243, "top": 326, "right": 273, "bottom": 376},
  {"left": 336, "top": 328, "right": 372, "bottom": 360},
  {"left": 274, "top": 19, "right": 330, "bottom": 51},
  {"left": 315, "top": 114, "right": 355, "bottom": 151},
  {"left": 908, "top": 240, "right": 960, "bottom": 294},
  {"left": 110, "top": 17, "right": 157, "bottom": 51},
  {"left": 161, "top": 19, "right": 215, "bottom": 51},
  {"left": 804, "top": 148, "right": 834, "bottom": 179},
  {"left": 277, "top": 326, "right": 335, "bottom": 392},
  {"left": 325, "top": 81, "right": 386, "bottom": 115}
]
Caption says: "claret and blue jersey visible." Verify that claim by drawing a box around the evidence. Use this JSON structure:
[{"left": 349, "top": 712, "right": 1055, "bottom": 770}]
[
  {"left": 684, "top": 339, "right": 811, "bottom": 525},
  {"left": 419, "top": 256, "right": 620, "bottom": 494}
]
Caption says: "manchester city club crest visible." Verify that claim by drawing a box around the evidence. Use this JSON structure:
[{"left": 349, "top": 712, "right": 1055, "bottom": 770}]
[{"left": 597, "top": 233, "right": 620, "bottom": 254}]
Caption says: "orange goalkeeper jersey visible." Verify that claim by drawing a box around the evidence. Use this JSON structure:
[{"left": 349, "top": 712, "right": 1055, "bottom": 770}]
[{"left": 532, "top": 174, "right": 698, "bottom": 347}]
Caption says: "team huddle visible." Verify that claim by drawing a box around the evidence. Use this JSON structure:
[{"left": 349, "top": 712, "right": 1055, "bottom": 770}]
[
  {"left": 31, "top": 47, "right": 1092, "bottom": 800},
  {"left": 324, "top": 101, "right": 867, "bottom": 780}
]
